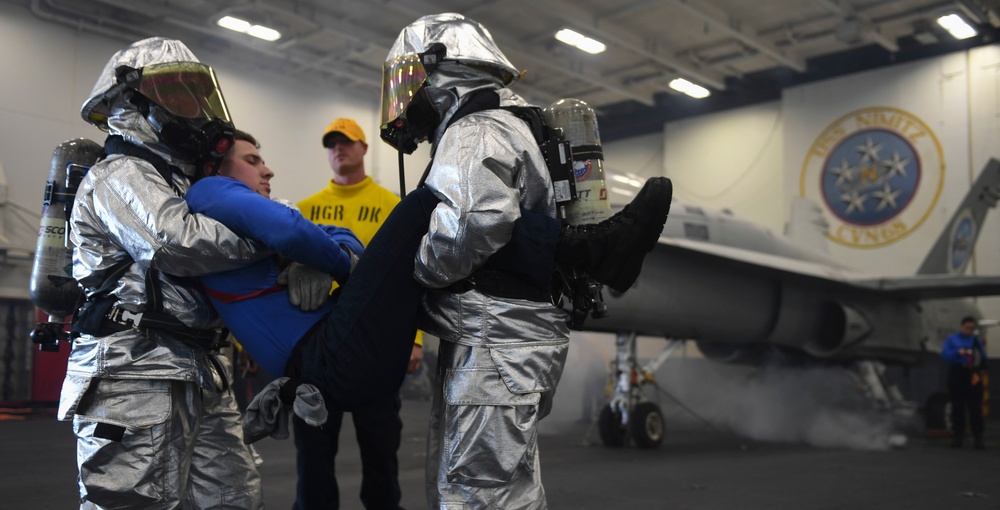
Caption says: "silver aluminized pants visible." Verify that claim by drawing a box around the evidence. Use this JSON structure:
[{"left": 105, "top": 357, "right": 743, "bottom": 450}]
[
  {"left": 73, "top": 378, "right": 262, "bottom": 509},
  {"left": 426, "top": 341, "right": 549, "bottom": 510}
]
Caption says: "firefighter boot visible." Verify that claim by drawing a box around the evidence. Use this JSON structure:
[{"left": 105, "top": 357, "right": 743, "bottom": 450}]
[{"left": 555, "top": 177, "right": 672, "bottom": 292}]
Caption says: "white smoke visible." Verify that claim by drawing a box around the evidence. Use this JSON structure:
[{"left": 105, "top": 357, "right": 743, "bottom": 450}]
[
  {"left": 660, "top": 358, "right": 907, "bottom": 450},
  {"left": 542, "top": 334, "right": 909, "bottom": 451}
]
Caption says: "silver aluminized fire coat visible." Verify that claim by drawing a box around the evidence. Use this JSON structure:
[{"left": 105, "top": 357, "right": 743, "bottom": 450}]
[
  {"left": 60, "top": 37, "right": 263, "bottom": 509},
  {"left": 396, "top": 14, "right": 570, "bottom": 509},
  {"left": 419, "top": 91, "right": 571, "bottom": 510}
]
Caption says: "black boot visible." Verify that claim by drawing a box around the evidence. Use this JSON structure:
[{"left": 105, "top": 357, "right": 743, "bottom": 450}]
[{"left": 555, "top": 177, "right": 672, "bottom": 292}]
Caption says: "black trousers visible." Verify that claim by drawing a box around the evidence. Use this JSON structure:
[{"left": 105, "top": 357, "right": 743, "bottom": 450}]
[
  {"left": 293, "top": 188, "right": 438, "bottom": 412},
  {"left": 947, "top": 365, "right": 985, "bottom": 437},
  {"left": 284, "top": 189, "right": 437, "bottom": 510},
  {"left": 292, "top": 396, "right": 403, "bottom": 510}
]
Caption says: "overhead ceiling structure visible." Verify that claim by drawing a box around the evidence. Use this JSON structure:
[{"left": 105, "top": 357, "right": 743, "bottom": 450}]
[{"left": 17, "top": 0, "right": 1000, "bottom": 141}]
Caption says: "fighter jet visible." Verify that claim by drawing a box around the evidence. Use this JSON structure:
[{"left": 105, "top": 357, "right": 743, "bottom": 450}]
[{"left": 584, "top": 158, "right": 1000, "bottom": 449}]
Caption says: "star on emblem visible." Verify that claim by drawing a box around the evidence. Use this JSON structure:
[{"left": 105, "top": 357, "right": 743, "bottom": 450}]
[
  {"left": 871, "top": 182, "right": 901, "bottom": 211},
  {"left": 829, "top": 159, "right": 854, "bottom": 186},
  {"left": 855, "top": 136, "right": 882, "bottom": 163},
  {"left": 841, "top": 190, "right": 867, "bottom": 214},
  {"left": 883, "top": 151, "right": 909, "bottom": 179}
]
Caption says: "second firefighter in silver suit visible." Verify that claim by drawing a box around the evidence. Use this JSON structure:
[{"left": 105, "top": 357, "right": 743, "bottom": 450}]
[{"left": 382, "top": 14, "right": 569, "bottom": 509}]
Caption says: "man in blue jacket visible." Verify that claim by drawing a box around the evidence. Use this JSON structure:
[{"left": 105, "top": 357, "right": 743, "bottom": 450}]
[
  {"left": 941, "top": 316, "right": 989, "bottom": 450},
  {"left": 185, "top": 129, "right": 437, "bottom": 410}
]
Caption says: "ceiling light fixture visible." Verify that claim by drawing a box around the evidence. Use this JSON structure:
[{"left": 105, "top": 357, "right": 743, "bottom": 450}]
[
  {"left": 555, "top": 28, "right": 606, "bottom": 54},
  {"left": 669, "top": 78, "right": 710, "bottom": 99},
  {"left": 936, "top": 14, "right": 977, "bottom": 40},
  {"left": 217, "top": 15, "right": 281, "bottom": 42}
]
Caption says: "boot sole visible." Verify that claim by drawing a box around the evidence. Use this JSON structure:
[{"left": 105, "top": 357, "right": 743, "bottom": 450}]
[{"left": 600, "top": 177, "right": 673, "bottom": 292}]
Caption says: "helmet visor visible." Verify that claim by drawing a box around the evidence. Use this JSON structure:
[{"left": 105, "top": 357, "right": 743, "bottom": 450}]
[
  {"left": 137, "top": 62, "right": 231, "bottom": 122},
  {"left": 380, "top": 53, "right": 428, "bottom": 129}
]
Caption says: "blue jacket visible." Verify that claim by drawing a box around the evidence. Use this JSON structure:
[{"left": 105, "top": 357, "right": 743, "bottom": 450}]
[
  {"left": 941, "top": 332, "right": 987, "bottom": 369},
  {"left": 185, "top": 176, "right": 363, "bottom": 376}
]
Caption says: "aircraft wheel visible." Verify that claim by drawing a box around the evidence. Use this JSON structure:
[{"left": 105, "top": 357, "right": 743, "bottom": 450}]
[
  {"left": 598, "top": 404, "right": 627, "bottom": 447},
  {"left": 630, "top": 402, "right": 664, "bottom": 449}
]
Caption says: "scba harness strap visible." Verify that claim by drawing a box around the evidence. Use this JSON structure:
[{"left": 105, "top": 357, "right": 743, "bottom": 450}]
[
  {"left": 103, "top": 135, "right": 187, "bottom": 194},
  {"left": 421, "top": 90, "right": 566, "bottom": 302},
  {"left": 417, "top": 89, "right": 577, "bottom": 201},
  {"left": 71, "top": 260, "right": 230, "bottom": 349},
  {"left": 419, "top": 91, "right": 610, "bottom": 326}
]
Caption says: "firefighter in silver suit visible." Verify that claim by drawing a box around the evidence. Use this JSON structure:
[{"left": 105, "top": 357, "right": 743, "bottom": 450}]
[
  {"left": 382, "top": 13, "right": 672, "bottom": 507},
  {"left": 381, "top": 14, "right": 570, "bottom": 509},
  {"left": 59, "top": 37, "right": 266, "bottom": 509}
]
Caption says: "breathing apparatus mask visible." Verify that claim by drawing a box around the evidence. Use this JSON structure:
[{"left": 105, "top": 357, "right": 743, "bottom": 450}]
[
  {"left": 380, "top": 13, "right": 523, "bottom": 197},
  {"left": 107, "top": 61, "right": 234, "bottom": 177},
  {"left": 379, "top": 43, "right": 448, "bottom": 154},
  {"left": 379, "top": 12, "right": 521, "bottom": 155}
]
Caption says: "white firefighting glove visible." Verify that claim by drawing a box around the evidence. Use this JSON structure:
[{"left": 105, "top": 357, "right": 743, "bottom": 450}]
[
  {"left": 243, "top": 377, "right": 327, "bottom": 444},
  {"left": 277, "top": 261, "right": 333, "bottom": 311}
]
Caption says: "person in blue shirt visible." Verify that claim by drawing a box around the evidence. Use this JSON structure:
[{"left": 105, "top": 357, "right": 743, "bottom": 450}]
[
  {"left": 185, "top": 129, "right": 438, "bottom": 411},
  {"left": 940, "top": 316, "right": 989, "bottom": 449}
]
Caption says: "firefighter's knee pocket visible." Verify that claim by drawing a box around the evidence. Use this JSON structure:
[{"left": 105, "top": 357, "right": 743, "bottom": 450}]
[
  {"left": 73, "top": 379, "right": 172, "bottom": 508},
  {"left": 442, "top": 367, "right": 540, "bottom": 487}
]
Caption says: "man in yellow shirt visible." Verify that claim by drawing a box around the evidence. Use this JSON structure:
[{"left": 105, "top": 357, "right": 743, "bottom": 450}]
[{"left": 295, "top": 117, "right": 421, "bottom": 510}]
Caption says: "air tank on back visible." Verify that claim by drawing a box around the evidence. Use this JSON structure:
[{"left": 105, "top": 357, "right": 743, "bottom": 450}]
[
  {"left": 29, "top": 138, "right": 102, "bottom": 351},
  {"left": 543, "top": 99, "right": 612, "bottom": 325},
  {"left": 542, "top": 98, "right": 612, "bottom": 225}
]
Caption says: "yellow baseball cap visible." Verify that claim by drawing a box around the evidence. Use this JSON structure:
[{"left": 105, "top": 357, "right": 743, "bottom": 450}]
[{"left": 322, "top": 118, "right": 366, "bottom": 146}]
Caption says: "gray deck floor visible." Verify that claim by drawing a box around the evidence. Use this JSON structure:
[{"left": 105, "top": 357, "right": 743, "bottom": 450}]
[{"left": 1, "top": 395, "right": 998, "bottom": 509}]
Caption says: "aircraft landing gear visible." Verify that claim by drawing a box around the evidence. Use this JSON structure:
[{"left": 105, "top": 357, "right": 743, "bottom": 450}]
[
  {"left": 598, "top": 401, "right": 665, "bottom": 449},
  {"left": 849, "top": 359, "right": 918, "bottom": 421},
  {"left": 630, "top": 401, "right": 665, "bottom": 448},
  {"left": 598, "top": 404, "right": 627, "bottom": 447},
  {"left": 597, "top": 333, "right": 680, "bottom": 449}
]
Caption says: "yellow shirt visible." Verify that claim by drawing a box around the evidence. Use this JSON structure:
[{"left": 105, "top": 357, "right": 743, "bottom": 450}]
[
  {"left": 298, "top": 175, "right": 423, "bottom": 347},
  {"left": 298, "top": 176, "right": 401, "bottom": 244}
]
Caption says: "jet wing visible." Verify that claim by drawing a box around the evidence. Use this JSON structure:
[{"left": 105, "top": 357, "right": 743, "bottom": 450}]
[
  {"left": 660, "top": 237, "right": 1000, "bottom": 299},
  {"left": 850, "top": 274, "right": 1000, "bottom": 299},
  {"left": 661, "top": 236, "right": 861, "bottom": 283}
]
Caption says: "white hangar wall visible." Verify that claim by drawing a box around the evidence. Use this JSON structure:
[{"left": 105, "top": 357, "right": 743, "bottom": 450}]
[{"left": 1, "top": 0, "right": 998, "bottom": 333}]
